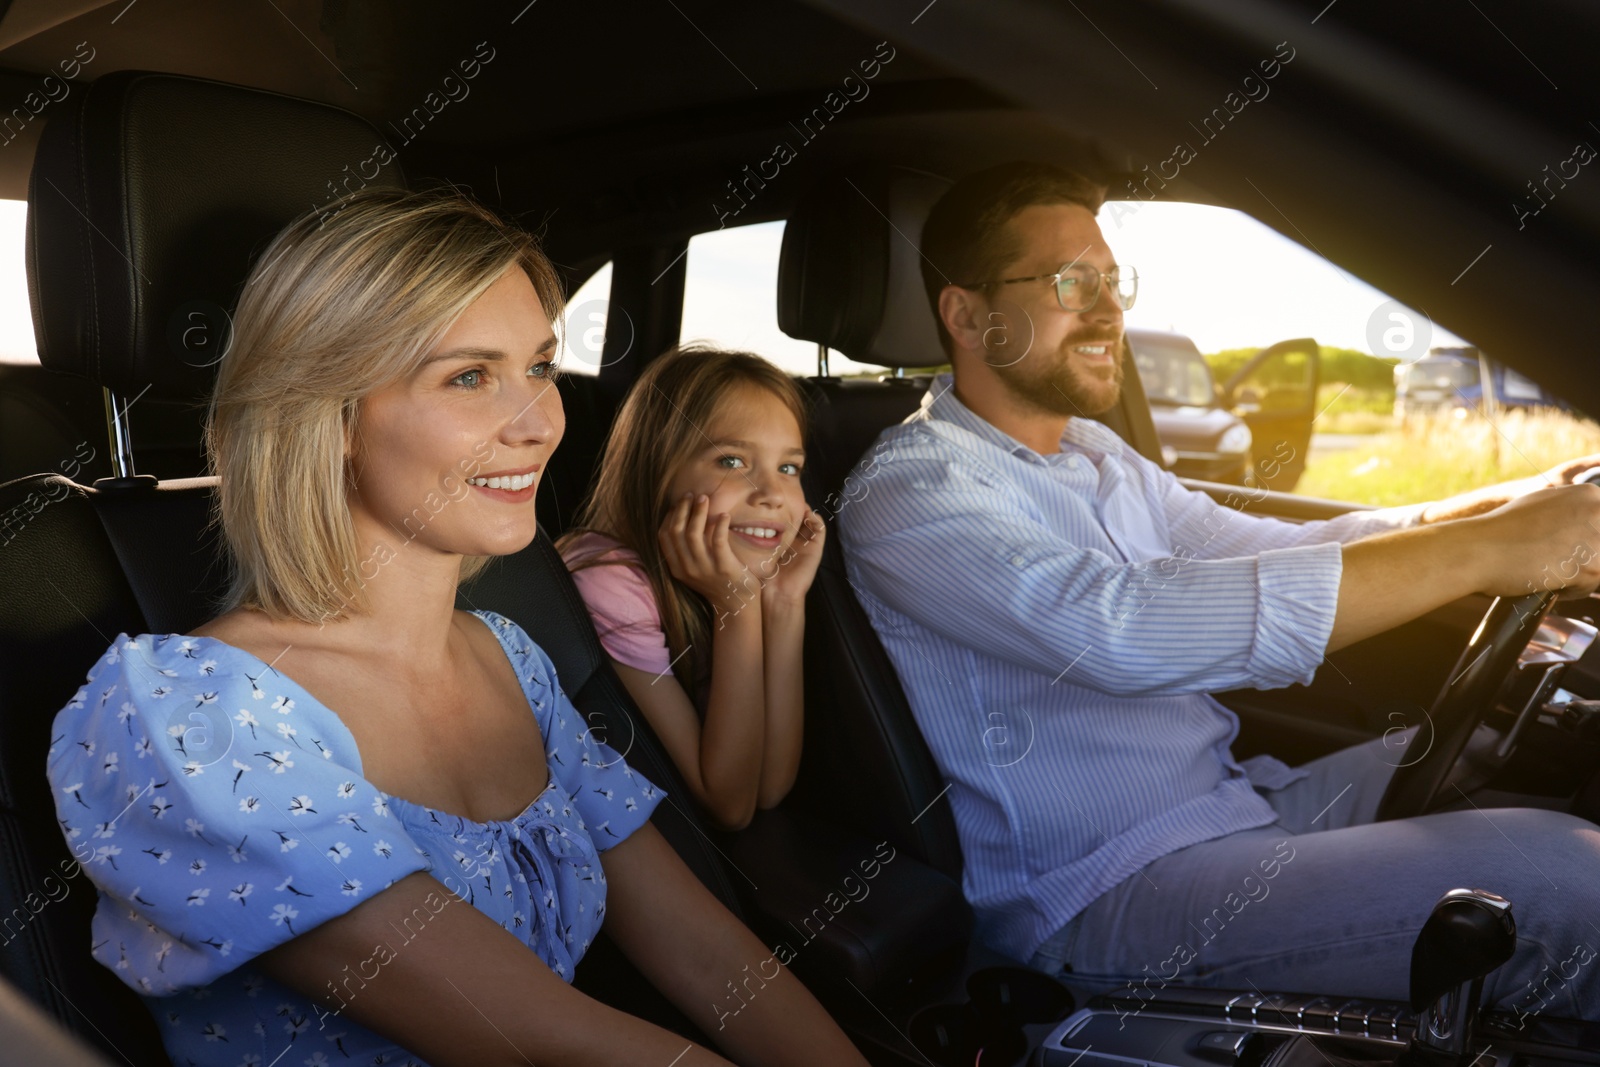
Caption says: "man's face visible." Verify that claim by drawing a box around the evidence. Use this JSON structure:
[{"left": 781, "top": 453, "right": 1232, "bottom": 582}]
[{"left": 979, "top": 202, "right": 1126, "bottom": 418}]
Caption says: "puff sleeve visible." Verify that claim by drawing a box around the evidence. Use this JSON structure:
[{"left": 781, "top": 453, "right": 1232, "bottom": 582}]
[{"left": 46, "top": 633, "right": 431, "bottom": 996}]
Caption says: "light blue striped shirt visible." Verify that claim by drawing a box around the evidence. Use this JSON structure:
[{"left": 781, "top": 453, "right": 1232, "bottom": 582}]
[{"left": 836, "top": 374, "right": 1428, "bottom": 962}]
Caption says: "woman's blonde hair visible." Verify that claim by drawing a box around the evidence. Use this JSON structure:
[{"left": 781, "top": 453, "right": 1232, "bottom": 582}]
[
  {"left": 207, "top": 186, "right": 565, "bottom": 624},
  {"left": 558, "top": 344, "right": 809, "bottom": 695}
]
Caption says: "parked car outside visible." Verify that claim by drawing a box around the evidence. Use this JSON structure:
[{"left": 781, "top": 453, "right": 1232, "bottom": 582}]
[
  {"left": 1127, "top": 327, "right": 1253, "bottom": 484},
  {"left": 1395, "top": 346, "right": 1569, "bottom": 419}
]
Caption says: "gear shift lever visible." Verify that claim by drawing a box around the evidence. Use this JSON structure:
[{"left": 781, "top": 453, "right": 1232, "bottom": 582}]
[{"left": 1400, "top": 888, "right": 1516, "bottom": 1065}]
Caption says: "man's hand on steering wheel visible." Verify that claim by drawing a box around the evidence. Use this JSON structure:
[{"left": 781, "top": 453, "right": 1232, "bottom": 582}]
[
  {"left": 1377, "top": 480, "right": 1600, "bottom": 821},
  {"left": 1540, "top": 453, "right": 1600, "bottom": 487},
  {"left": 1468, "top": 482, "right": 1600, "bottom": 600}
]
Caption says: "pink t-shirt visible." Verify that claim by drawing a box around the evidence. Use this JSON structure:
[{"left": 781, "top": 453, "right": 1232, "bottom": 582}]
[{"left": 560, "top": 531, "right": 674, "bottom": 677}]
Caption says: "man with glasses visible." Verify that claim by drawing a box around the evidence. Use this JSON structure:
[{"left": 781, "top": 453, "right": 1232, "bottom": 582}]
[{"left": 836, "top": 160, "right": 1600, "bottom": 1018}]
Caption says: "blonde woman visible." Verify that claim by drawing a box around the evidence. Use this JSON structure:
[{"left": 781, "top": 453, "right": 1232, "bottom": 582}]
[{"left": 46, "top": 188, "right": 868, "bottom": 1067}]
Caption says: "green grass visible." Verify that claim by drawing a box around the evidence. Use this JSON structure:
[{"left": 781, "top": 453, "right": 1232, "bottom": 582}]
[
  {"left": 1206, "top": 346, "right": 1400, "bottom": 392},
  {"left": 1298, "top": 408, "right": 1600, "bottom": 505},
  {"left": 1312, "top": 384, "right": 1394, "bottom": 434}
]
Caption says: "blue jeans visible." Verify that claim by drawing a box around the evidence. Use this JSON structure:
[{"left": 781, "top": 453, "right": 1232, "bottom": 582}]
[{"left": 1027, "top": 731, "right": 1600, "bottom": 1022}]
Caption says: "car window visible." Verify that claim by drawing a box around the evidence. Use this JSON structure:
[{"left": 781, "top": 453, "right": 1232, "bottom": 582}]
[
  {"left": 1, "top": 199, "right": 37, "bottom": 363},
  {"left": 1109, "top": 199, "right": 1600, "bottom": 507},
  {"left": 679, "top": 220, "right": 887, "bottom": 376},
  {"left": 6, "top": 202, "right": 616, "bottom": 380},
  {"left": 1399, "top": 358, "right": 1477, "bottom": 392},
  {"left": 559, "top": 261, "right": 611, "bottom": 377},
  {"left": 1131, "top": 337, "right": 1214, "bottom": 407},
  {"left": 1502, "top": 368, "right": 1543, "bottom": 402}
]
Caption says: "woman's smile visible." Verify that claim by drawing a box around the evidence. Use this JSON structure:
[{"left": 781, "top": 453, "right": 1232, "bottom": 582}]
[{"left": 467, "top": 465, "right": 543, "bottom": 500}]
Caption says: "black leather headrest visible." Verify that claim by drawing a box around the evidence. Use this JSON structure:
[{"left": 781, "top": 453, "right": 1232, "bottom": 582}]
[
  {"left": 777, "top": 168, "right": 950, "bottom": 369},
  {"left": 26, "top": 70, "right": 406, "bottom": 404}
]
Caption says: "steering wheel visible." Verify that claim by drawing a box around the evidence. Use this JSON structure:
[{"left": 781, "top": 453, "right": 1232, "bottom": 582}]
[{"left": 1373, "top": 589, "right": 1558, "bottom": 821}]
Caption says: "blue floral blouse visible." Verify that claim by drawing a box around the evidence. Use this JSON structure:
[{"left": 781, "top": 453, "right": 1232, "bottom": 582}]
[{"left": 47, "top": 608, "right": 662, "bottom": 1067}]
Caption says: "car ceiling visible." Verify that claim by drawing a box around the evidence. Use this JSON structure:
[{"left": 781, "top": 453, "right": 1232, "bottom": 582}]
[{"left": 1, "top": 0, "right": 1597, "bottom": 411}]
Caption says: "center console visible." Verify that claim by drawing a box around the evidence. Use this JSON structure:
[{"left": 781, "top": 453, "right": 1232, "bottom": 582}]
[
  {"left": 1030, "top": 986, "right": 1600, "bottom": 1067},
  {"left": 1022, "top": 887, "right": 1600, "bottom": 1067},
  {"left": 900, "top": 888, "right": 1600, "bottom": 1067},
  {"left": 904, "top": 976, "right": 1414, "bottom": 1066},
  {"left": 726, "top": 808, "right": 1600, "bottom": 1066},
  {"left": 1035, "top": 989, "right": 1410, "bottom": 1066}
]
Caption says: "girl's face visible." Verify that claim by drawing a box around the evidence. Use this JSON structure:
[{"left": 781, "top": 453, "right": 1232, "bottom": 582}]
[
  {"left": 348, "top": 264, "right": 565, "bottom": 563},
  {"left": 665, "top": 382, "right": 808, "bottom": 571}
]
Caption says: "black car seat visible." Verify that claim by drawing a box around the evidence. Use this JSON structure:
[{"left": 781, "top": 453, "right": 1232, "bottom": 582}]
[
  {"left": 0, "top": 359, "right": 214, "bottom": 489},
  {"left": 777, "top": 168, "right": 1155, "bottom": 886},
  {"left": 0, "top": 363, "right": 109, "bottom": 489},
  {"left": 777, "top": 168, "right": 968, "bottom": 880},
  {"left": 0, "top": 69, "right": 741, "bottom": 1063}
]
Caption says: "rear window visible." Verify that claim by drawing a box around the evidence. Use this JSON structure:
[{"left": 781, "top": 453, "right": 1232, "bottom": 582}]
[
  {"left": 1, "top": 199, "right": 36, "bottom": 363},
  {"left": 559, "top": 261, "right": 611, "bottom": 376},
  {"left": 679, "top": 219, "right": 885, "bottom": 376}
]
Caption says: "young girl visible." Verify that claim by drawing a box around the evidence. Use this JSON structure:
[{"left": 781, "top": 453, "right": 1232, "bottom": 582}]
[{"left": 559, "top": 344, "right": 825, "bottom": 831}]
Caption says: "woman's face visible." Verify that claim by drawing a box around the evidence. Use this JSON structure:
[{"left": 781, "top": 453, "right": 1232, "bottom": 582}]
[
  {"left": 665, "top": 382, "right": 808, "bottom": 572},
  {"left": 348, "top": 264, "right": 564, "bottom": 563}
]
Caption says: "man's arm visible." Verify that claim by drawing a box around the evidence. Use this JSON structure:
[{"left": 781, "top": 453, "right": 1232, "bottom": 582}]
[
  {"left": 1329, "top": 483, "right": 1600, "bottom": 650},
  {"left": 1417, "top": 453, "right": 1600, "bottom": 523},
  {"left": 1144, "top": 436, "right": 1600, "bottom": 549},
  {"left": 839, "top": 452, "right": 1346, "bottom": 697},
  {"left": 843, "top": 450, "right": 1600, "bottom": 692},
  {"left": 1144, "top": 446, "right": 1426, "bottom": 556},
  {"left": 1327, "top": 523, "right": 1485, "bottom": 651}
]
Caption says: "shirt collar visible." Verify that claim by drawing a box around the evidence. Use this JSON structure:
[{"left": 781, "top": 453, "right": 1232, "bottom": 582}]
[
  {"left": 918, "top": 372, "right": 1128, "bottom": 464},
  {"left": 1060, "top": 414, "right": 1128, "bottom": 459}
]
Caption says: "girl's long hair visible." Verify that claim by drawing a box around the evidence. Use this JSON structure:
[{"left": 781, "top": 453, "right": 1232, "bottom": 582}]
[{"left": 559, "top": 344, "right": 809, "bottom": 695}]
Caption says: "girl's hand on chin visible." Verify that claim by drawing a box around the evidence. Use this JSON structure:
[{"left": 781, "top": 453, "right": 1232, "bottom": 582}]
[
  {"left": 763, "top": 508, "right": 826, "bottom": 607},
  {"left": 658, "top": 492, "right": 755, "bottom": 614}
]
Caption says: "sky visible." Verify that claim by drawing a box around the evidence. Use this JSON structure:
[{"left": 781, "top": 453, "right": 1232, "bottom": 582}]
[
  {"left": 4, "top": 197, "right": 1464, "bottom": 371},
  {"left": 1101, "top": 200, "right": 1466, "bottom": 357}
]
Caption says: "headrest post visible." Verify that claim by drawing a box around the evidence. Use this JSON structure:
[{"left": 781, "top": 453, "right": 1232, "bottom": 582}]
[
  {"left": 817, "top": 343, "right": 831, "bottom": 379},
  {"left": 93, "top": 387, "right": 158, "bottom": 491},
  {"left": 102, "top": 387, "right": 138, "bottom": 480}
]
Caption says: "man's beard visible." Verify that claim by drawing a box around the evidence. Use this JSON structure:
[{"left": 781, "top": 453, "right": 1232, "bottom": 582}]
[{"left": 990, "top": 329, "right": 1124, "bottom": 418}]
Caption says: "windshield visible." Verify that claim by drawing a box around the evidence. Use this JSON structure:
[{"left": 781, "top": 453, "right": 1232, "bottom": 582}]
[
  {"left": 1132, "top": 338, "right": 1215, "bottom": 406},
  {"left": 1399, "top": 358, "right": 1478, "bottom": 391}
]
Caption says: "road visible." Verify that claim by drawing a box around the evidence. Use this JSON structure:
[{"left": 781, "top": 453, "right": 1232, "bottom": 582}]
[{"left": 1309, "top": 433, "right": 1373, "bottom": 462}]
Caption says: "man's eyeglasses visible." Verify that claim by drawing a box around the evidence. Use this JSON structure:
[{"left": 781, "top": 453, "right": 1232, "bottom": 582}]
[{"left": 961, "top": 261, "right": 1139, "bottom": 313}]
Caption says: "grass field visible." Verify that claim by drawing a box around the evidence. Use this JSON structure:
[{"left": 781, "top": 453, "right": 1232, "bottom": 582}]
[
  {"left": 1297, "top": 407, "right": 1600, "bottom": 506},
  {"left": 1311, "top": 384, "right": 1393, "bottom": 435}
]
